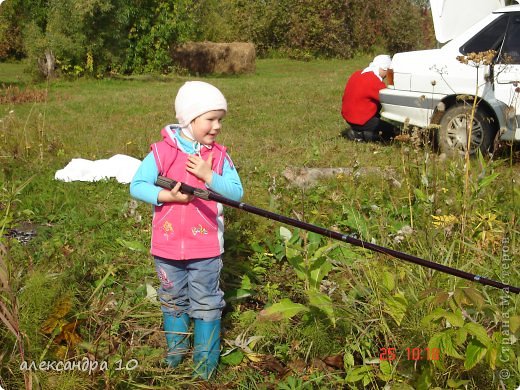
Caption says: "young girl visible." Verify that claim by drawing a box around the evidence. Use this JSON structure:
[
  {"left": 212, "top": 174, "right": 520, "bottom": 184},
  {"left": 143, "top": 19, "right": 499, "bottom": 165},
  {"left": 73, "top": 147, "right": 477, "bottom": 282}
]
[{"left": 130, "top": 81, "right": 243, "bottom": 379}]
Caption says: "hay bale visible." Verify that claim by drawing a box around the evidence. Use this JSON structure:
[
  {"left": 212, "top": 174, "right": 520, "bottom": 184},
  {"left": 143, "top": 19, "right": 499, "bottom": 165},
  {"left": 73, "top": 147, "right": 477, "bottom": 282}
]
[{"left": 171, "top": 42, "right": 255, "bottom": 75}]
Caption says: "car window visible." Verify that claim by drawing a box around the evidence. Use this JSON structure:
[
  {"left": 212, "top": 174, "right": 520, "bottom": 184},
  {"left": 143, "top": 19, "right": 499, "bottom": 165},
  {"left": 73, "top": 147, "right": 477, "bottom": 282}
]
[
  {"left": 499, "top": 13, "right": 520, "bottom": 64},
  {"left": 460, "top": 14, "right": 508, "bottom": 54}
]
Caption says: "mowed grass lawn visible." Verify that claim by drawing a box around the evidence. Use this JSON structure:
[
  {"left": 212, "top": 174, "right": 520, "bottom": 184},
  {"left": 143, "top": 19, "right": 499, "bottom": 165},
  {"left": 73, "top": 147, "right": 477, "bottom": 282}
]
[{"left": 1, "top": 58, "right": 518, "bottom": 389}]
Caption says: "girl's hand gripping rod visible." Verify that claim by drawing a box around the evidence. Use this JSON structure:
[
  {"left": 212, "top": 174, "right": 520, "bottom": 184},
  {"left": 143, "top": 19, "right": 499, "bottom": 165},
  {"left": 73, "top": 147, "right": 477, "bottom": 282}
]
[{"left": 155, "top": 176, "right": 519, "bottom": 294}]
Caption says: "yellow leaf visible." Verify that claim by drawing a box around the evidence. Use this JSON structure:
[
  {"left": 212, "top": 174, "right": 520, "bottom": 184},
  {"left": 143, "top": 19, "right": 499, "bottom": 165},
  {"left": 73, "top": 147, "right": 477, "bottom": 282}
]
[
  {"left": 41, "top": 298, "right": 72, "bottom": 334},
  {"left": 246, "top": 352, "right": 264, "bottom": 362},
  {"left": 487, "top": 346, "right": 497, "bottom": 370},
  {"left": 54, "top": 345, "right": 69, "bottom": 360},
  {"left": 54, "top": 320, "right": 83, "bottom": 347},
  {"left": 431, "top": 215, "right": 459, "bottom": 228}
]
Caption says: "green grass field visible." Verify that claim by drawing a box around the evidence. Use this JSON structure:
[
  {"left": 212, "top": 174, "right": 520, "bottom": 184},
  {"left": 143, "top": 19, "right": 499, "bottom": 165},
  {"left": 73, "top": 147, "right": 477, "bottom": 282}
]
[{"left": 1, "top": 59, "right": 519, "bottom": 389}]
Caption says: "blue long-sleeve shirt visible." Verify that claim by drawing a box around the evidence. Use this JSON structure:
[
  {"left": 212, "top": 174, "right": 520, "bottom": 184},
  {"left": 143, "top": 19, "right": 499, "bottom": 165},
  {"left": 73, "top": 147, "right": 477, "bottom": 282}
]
[{"left": 130, "top": 129, "right": 243, "bottom": 206}]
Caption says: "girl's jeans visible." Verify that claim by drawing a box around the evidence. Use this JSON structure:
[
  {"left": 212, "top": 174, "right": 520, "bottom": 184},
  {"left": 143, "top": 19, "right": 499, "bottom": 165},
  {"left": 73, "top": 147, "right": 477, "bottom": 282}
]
[{"left": 154, "top": 256, "right": 225, "bottom": 321}]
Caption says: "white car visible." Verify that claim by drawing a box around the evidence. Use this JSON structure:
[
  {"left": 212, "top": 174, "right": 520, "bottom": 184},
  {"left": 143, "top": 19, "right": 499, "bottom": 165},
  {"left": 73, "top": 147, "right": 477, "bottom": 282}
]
[{"left": 380, "top": 0, "right": 520, "bottom": 155}]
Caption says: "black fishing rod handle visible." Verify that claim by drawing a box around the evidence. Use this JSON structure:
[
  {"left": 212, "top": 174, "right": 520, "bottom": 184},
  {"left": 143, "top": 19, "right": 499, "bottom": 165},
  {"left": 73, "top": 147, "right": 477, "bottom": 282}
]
[
  {"left": 155, "top": 175, "right": 177, "bottom": 189},
  {"left": 155, "top": 175, "right": 202, "bottom": 197}
]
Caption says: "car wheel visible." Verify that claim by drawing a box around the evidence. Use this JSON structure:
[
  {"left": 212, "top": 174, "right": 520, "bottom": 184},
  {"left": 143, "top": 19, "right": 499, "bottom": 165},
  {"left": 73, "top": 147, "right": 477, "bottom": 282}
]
[{"left": 438, "top": 104, "right": 495, "bottom": 156}]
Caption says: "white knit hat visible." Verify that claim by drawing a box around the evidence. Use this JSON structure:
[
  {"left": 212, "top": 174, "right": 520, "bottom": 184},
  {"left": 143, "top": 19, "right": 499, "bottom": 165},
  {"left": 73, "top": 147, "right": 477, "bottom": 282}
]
[
  {"left": 174, "top": 81, "right": 227, "bottom": 128},
  {"left": 371, "top": 54, "right": 392, "bottom": 71}
]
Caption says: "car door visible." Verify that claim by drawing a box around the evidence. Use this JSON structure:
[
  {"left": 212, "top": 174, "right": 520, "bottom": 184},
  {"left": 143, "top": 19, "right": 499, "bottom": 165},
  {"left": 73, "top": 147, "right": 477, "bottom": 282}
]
[{"left": 495, "top": 12, "right": 520, "bottom": 136}]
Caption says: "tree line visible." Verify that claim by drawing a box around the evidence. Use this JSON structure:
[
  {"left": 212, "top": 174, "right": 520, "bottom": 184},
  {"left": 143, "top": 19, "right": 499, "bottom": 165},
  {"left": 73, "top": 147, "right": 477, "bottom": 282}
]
[{"left": 0, "top": 0, "right": 433, "bottom": 78}]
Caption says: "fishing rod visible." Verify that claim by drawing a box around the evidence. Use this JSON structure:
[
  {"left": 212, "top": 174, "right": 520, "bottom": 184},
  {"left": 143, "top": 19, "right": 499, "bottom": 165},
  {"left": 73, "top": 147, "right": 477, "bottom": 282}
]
[{"left": 156, "top": 176, "right": 519, "bottom": 294}]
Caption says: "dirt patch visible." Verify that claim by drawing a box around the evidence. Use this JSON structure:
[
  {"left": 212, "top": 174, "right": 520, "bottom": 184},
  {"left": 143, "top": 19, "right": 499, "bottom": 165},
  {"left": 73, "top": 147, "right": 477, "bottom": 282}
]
[
  {"left": 0, "top": 84, "right": 47, "bottom": 104},
  {"left": 283, "top": 166, "right": 397, "bottom": 188}
]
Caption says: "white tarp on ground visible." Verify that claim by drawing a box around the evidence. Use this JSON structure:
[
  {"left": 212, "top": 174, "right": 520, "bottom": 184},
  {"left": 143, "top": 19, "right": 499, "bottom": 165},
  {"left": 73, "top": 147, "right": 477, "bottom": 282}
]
[{"left": 54, "top": 154, "right": 141, "bottom": 184}]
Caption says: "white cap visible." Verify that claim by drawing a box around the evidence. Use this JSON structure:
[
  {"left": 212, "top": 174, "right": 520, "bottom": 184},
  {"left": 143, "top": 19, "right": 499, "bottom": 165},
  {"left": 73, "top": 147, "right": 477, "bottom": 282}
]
[
  {"left": 174, "top": 81, "right": 227, "bottom": 128},
  {"left": 371, "top": 54, "right": 392, "bottom": 70}
]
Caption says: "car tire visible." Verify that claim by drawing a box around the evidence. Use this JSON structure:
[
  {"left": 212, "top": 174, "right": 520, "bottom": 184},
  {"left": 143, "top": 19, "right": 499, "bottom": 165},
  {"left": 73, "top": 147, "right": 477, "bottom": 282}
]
[{"left": 438, "top": 104, "right": 495, "bottom": 156}]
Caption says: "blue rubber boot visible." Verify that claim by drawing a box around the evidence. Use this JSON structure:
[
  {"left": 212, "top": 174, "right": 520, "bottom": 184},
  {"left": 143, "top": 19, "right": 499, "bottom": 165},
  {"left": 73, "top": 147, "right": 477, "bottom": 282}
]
[
  {"left": 163, "top": 312, "right": 190, "bottom": 368},
  {"left": 193, "top": 318, "right": 221, "bottom": 380}
]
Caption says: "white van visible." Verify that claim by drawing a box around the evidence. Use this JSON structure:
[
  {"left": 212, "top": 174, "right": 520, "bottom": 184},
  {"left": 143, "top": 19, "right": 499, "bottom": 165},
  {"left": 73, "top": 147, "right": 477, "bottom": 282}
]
[{"left": 380, "top": 0, "right": 520, "bottom": 155}]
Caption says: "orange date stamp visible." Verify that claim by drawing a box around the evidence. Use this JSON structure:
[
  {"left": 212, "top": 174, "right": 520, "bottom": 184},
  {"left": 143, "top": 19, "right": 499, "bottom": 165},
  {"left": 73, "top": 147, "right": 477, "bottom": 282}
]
[{"left": 380, "top": 347, "right": 440, "bottom": 361}]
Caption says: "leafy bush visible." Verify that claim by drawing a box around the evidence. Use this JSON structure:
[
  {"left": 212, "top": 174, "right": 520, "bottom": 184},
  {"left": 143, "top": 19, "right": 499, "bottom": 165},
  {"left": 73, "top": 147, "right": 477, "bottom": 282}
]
[
  {"left": 121, "top": 0, "right": 203, "bottom": 74},
  {"left": 284, "top": 0, "right": 351, "bottom": 58},
  {"left": 0, "top": 0, "right": 46, "bottom": 61},
  {"left": 385, "top": 0, "right": 435, "bottom": 53},
  {"left": 198, "top": 0, "right": 293, "bottom": 57},
  {"left": 203, "top": 0, "right": 432, "bottom": 59},
  {"left": 22, "top": 0, "right": 128, "bottom": 79}
]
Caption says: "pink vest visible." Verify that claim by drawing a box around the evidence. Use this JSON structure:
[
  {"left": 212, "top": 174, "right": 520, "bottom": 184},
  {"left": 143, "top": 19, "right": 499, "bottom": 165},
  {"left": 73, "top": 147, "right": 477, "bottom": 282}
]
[{"left": 150, "top": 127, "right": 227, "bottom": 260}]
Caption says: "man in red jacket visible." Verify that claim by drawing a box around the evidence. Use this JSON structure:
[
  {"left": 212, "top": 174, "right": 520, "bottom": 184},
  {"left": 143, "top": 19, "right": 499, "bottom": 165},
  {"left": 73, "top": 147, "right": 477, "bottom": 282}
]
[{"left": 341, "top": 55, "right": 399, "bottom": 142}]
